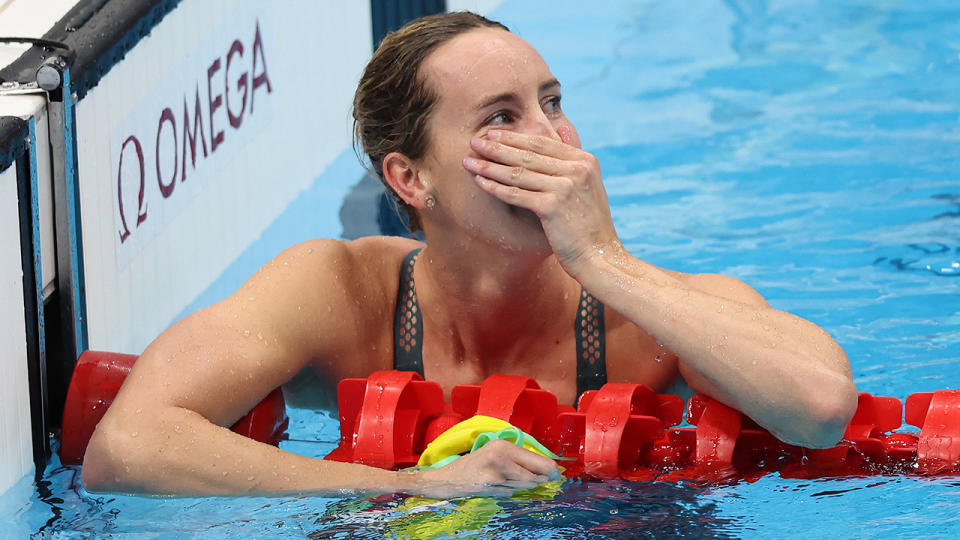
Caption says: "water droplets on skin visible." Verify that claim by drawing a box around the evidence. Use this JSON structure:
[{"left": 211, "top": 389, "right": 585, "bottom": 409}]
[{"left": 130, "top": 432, "right": 138, "bottom": 438}]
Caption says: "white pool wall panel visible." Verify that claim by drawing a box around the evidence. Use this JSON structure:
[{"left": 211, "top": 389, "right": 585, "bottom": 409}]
[
  {"left": 0, "top": 164, "right": 33, "bottom": 495},
  {"left": 75, "top": 1, "right": 372, "bottom": 354},
  {"left": 0, "top": 97, "right": 56, "bottom": 298}
]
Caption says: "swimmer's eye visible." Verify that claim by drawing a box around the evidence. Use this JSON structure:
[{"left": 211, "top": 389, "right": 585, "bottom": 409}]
[
  {"left": 486, "top": 110, "right": 514, "bottom": 126},
  {"left": 542, "top": 95, "right": 562, "bottom": 115}
]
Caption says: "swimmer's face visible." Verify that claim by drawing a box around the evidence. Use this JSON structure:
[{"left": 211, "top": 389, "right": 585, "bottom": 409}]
[{"left": 416, "top": 28, "right": 580, "bottom": 250}]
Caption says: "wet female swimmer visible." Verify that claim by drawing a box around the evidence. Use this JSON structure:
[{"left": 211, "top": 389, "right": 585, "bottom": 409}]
[{"left": 82, "top": 12, "right": 858, "bottom": 497}]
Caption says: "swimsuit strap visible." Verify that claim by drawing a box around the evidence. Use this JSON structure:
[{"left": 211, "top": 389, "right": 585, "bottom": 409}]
[
  {"left": 575, "top": 287, "right": 607, "bottom": 400},
  {"left": 393, "top": 249, "right": 425, "bottom": 376}
]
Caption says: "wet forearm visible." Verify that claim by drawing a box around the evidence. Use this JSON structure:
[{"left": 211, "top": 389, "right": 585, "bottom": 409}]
[
  {"left": 82, "top": 405, "right": 408, "bottom": 496},
  {"left": 572, "top": 245, "right": 856, "bottom": 447}
]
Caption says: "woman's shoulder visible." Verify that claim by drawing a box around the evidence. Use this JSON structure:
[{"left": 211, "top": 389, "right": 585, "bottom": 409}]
[
  {"left": 273, "top": 236, "right": 424, "bottom": 296},
  {"left": 257, "top": 236, "right": 424, "bottom": 377},
  {"left": 284, "top": 235, "right": 423, "bottom": 271}
]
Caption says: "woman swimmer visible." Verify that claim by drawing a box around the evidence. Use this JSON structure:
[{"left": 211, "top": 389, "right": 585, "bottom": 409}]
[{"left": 81, "top": 12, "right": 857, "bottom": 497}]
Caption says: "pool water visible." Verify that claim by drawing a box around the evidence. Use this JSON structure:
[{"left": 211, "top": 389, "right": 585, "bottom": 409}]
[{"left": 4, "top": 0, "right": 960, "bottom": 537}]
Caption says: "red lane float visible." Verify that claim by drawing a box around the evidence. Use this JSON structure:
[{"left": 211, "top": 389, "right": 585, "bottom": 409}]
[
  {"left": 907, "top": 390, "right": 960, "bottom": 472},
  {"left": 60, "top": 350, "right": 289, "bottom": 465},
  {"left": 61, "top": 355, "right": 960, "bottom": 479},
  {"left": 325, "top": 370, "right": 445, "bottom": 469},
  {"left": 325, "top": 372, "right": 960, "bottom": 480},
  {"left": 559, "top": 384, "right": 683, "bottom": 478}
]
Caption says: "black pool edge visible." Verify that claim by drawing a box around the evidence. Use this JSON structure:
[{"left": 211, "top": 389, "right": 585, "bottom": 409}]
[
  {"left": 0, "top": 0, "right": 182, "bottom": 101},
  {"left": 0, "top": 116, "right": 28, "bottom": 173}
]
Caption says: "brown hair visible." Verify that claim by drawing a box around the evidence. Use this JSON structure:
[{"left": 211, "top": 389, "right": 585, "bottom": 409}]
[{"left": 353, "top": 12, "right": 509, "bottom": 232}]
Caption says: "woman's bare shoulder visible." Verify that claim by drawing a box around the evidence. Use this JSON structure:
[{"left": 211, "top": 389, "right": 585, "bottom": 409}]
[
  {"left": 280, "top": 236, "right": 424, "bottom": 280},
  {"left": 251, "top": 236, "right": 425, "bottom": 317},
  {"left": 238, "top": 236, "right": 424, "bottom": 381}
]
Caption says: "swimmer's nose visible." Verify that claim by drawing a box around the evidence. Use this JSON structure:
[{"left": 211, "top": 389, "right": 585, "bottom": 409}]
[{"left": 527, "top": 109, "right": 563, "bottom": 142}]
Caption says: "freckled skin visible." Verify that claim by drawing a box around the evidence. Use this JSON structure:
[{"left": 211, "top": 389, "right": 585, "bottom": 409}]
[{"left": 82, "top": 27, "right": 856, "bottom": 498}]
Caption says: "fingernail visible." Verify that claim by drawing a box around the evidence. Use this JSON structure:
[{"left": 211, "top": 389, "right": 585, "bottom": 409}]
[
  {"left": 475, "top": 175, "right": 488, "bottom": 186},
  {"left": 487, "top": 130, "right": 502, "bottom": 140},
  {"left": 463, "top": 157, "right": 479, "bottom": 169}
]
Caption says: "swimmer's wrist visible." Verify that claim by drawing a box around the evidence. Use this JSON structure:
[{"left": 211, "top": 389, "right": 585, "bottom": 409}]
[
  {"left": 567, "top": 240, "right": 629, "bottom": 279},
  {"left": 390, "top": 469, "right": 426, "bottom": 495}
]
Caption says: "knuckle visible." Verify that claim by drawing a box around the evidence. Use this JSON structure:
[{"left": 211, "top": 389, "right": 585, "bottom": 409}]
[
  {"left": 510, "top": 166, "right": 525, "bottom": 179},
  {"left": 521, "top": 150, "right": 535, "bottom": 165},
  {"left": 488, "top": 438, "right": 511, "bottom": 449},
  {"left": 483, "top": 439, "right": 512, "bottom": 455},
  {"left": 530, "top": 136, "right": 546, "bottom": 152},
  {"left": 571, "top": 162, "right": 590, "bottom": 178}
]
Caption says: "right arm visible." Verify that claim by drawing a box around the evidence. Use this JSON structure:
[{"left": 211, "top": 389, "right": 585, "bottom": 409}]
[{"left": 81, "top": 239, "right": 556, "bottom": 496}]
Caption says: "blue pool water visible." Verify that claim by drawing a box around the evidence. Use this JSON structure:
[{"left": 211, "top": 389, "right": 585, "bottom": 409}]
[{"left": 4, "top": 0, "right": 960, "bottom": 537}]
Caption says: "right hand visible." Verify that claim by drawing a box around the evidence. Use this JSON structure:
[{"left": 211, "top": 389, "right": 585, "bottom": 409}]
[{"left": 405, "top": 439, "right": 561, "bottom": 498}]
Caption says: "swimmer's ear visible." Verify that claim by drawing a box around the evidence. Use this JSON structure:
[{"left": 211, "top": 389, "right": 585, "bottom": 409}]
[{"left": 383, "top": 152, "right": 430, "bottom": 210}]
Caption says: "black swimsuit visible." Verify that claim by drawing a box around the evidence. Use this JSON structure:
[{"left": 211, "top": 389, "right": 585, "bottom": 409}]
[{"left": 393, "top": 249, "right": 608, "bottom": 402}]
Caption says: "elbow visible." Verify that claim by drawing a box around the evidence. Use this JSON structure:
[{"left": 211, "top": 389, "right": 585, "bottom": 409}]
[
  {"left": 81, "top": 424, "right": 120, "bottom": 492},
  {"left": 801, "top": 378, "right": 859, "bottom": 449},
  {"left": 81, "top": 416, "right": 142, "bottom": 493}
]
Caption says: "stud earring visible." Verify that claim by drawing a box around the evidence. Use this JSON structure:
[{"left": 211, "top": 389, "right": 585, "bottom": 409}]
[{"left": 424, "top": 195, "right": 436, "bottom": 209}]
